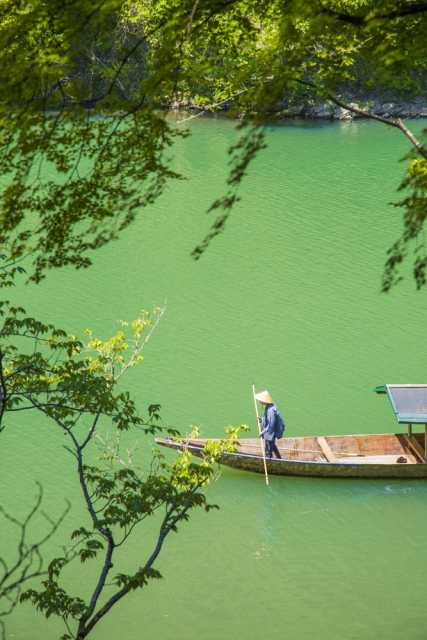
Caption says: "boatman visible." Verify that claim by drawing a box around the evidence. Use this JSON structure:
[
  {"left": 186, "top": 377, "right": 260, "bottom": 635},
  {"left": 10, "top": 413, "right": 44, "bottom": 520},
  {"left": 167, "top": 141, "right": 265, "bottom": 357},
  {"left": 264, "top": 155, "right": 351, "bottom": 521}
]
[{"left": 255, "top": 391, "right": 285, "bottom": 459}]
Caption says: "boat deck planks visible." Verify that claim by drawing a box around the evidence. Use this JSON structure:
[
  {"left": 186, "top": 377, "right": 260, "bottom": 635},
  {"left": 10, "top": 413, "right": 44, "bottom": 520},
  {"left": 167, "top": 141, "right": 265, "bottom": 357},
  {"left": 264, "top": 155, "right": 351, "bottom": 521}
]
[{"left": 317, "top": 437, "right": 337, "bottom": 463}]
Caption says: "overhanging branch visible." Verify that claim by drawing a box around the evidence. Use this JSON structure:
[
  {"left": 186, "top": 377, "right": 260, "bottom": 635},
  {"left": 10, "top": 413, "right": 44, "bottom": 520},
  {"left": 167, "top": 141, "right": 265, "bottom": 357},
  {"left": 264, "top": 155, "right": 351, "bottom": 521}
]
[
  {"left": 295, "top": 78, "right": 427, "bottom": 159},
  {"left": 321, "top": 2, "right": 427, "bottom": 26}
]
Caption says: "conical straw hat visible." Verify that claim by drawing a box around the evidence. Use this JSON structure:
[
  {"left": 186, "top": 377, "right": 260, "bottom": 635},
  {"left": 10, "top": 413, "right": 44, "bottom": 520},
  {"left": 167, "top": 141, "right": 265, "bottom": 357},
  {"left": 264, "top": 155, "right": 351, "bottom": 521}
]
[{"left": 255, "top": 390, "right": 273, "bottom": 404}]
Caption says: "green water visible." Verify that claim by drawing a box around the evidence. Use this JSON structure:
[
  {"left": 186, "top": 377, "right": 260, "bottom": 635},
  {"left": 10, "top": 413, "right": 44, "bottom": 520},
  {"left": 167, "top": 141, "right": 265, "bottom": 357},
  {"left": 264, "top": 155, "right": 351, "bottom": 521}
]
[{"left": 3, "top": 117, "right": 427, "bottom": 639}]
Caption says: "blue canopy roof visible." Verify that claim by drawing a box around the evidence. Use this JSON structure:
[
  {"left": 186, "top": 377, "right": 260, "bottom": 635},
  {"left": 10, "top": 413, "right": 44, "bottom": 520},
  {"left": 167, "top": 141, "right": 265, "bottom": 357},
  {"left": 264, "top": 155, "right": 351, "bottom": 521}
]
[{"left": 374, "top": 384, "right": 427, "bottom": 424}]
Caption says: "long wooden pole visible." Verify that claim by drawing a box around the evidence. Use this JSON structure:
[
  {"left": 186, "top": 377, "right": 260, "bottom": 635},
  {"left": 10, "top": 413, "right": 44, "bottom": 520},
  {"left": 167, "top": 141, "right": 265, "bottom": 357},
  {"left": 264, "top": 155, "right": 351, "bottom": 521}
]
[{"left": 252, "top": 383, "right": 269, "bottom": 486}]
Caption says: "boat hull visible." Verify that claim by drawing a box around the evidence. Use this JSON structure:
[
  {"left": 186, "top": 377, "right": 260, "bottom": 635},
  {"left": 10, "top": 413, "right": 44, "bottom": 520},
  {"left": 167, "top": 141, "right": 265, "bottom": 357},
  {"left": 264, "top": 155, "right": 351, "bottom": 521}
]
[
  {"left": 155, "top": 434, "right": 427, "bottom": 479},
  {"left": 212, "top": 452, "right": 427, "bottom": 478}
]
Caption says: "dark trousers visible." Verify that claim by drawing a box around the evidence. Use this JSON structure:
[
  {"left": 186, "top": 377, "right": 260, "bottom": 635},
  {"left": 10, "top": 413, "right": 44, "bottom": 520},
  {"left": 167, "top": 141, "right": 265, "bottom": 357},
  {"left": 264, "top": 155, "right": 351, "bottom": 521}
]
[{"left": 264, "top": 438, "right": 281, "bottom": 459}]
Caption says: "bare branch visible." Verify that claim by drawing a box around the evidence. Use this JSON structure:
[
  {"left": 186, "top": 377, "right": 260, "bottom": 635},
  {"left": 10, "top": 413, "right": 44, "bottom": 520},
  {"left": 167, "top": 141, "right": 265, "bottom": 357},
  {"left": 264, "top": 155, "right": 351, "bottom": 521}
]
[{"left": 0, "top": 483, "right": 70, "bottom": 621}]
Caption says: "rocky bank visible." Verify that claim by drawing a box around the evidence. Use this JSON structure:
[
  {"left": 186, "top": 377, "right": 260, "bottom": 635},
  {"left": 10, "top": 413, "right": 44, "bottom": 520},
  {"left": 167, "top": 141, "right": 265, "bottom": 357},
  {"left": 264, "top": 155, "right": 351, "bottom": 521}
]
[
  {"left": 169, "top": 93, "right": 427, "bottom": 120},
  {"left": 281, "top": 96, "right": 427, "bottom": 119}
]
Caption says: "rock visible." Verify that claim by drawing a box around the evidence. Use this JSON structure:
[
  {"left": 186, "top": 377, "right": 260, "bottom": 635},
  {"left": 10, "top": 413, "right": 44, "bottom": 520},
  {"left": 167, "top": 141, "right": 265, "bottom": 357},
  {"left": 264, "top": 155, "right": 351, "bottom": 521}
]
[
  {"left": 169, "top": 93, "right": 194, "bottom": 108},
  {"left": 367, "top": 101, "right": 381, "bottom": 114},
  {"left": 375, "top": 102, "right": 395, "bottom": 116},
  {"left": 281, "top": 104, "right": 305, "bottom": 117},
  {"left": 346, "top": 102, "right": 363, "bottom": 117},
  {"left": 394, "top": 105, "right": 417, "bottom": 117},
  {"left": 333, "top": 106, "right": 353, "bottom": 120},
  {"left": 311, "top": 100, "right": 334, "bottom": 118},
  {"left": 387, "top": 103, "right": 403, "bottom": 116}
]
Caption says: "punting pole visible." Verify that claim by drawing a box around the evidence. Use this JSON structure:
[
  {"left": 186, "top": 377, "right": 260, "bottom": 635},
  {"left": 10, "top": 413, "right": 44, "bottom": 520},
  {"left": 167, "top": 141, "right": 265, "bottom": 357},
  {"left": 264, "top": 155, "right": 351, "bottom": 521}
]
[{"left": 252, "top": 383, "right": 269, "bottom": 486}]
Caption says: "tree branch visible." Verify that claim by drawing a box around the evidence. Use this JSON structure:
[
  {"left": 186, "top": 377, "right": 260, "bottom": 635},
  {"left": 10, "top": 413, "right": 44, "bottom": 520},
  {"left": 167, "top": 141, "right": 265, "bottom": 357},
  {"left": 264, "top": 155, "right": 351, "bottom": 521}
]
[
  {"left": 114, "top": 304, "right": 166, "bottom": 382},
  {"left": 80, "top": 483, "right": 203, "bottom": 637},
  {"left": 77, "top": 535, "right": 114, "bottom": 632},
  {"left": 322, "top": 2, "right": 427, "bottom": 26},
  {"left": 295, "top": 78, "right": 427, "bottom": 159},
  {"left": 0, "top": 483, "right": 71, "bottom": 620}
]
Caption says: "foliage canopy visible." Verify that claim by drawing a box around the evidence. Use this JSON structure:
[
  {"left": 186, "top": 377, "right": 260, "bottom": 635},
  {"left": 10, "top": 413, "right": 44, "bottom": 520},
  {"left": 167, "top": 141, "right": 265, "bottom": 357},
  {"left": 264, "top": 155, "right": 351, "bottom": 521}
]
[{"left": 1, "top": 0, "right": 427, "bottom": 286}]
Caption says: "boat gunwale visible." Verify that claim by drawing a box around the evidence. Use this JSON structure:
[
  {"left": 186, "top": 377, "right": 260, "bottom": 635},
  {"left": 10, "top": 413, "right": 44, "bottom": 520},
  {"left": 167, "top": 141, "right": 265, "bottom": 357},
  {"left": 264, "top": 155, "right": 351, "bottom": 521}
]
[{"left": 157, "top": 439, "right": 406, "bottom": 467}]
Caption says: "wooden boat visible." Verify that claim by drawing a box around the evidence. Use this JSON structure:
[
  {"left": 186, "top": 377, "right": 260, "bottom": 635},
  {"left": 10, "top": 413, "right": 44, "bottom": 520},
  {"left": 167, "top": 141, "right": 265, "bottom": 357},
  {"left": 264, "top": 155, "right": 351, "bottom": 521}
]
[
  {"left": 155, "top": 385, "right": 427, "bottom": 479},
  {"left": 155, "top": 433, "right": 427, "bottom": 478}
]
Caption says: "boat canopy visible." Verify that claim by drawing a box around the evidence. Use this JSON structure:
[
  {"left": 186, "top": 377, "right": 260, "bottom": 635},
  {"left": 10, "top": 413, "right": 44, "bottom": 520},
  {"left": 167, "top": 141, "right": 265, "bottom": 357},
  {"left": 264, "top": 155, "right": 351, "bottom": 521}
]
[{"left": 374, "top": 384, "right": 427, "bottom": 424}]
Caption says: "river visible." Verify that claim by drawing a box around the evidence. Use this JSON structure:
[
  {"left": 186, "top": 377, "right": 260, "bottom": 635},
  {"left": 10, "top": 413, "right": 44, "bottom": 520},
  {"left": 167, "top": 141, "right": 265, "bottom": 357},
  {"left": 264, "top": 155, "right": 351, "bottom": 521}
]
[{"left": 2, "top": 116, "right": 427, "bottom": 639}]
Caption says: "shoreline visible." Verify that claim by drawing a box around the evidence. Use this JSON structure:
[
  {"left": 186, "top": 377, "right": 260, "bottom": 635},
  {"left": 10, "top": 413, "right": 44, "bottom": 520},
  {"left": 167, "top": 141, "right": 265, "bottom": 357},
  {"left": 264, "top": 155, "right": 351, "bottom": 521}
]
[{"left": 168, "top": 95, "right": 427, "bottom": 121}]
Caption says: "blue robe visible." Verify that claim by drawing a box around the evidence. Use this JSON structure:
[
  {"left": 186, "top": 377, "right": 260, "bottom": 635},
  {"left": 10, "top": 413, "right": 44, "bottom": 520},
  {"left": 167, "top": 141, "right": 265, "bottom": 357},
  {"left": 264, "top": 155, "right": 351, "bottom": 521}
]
[{"left": 260, "top": 403, "right": 285, "bottom": 440}]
